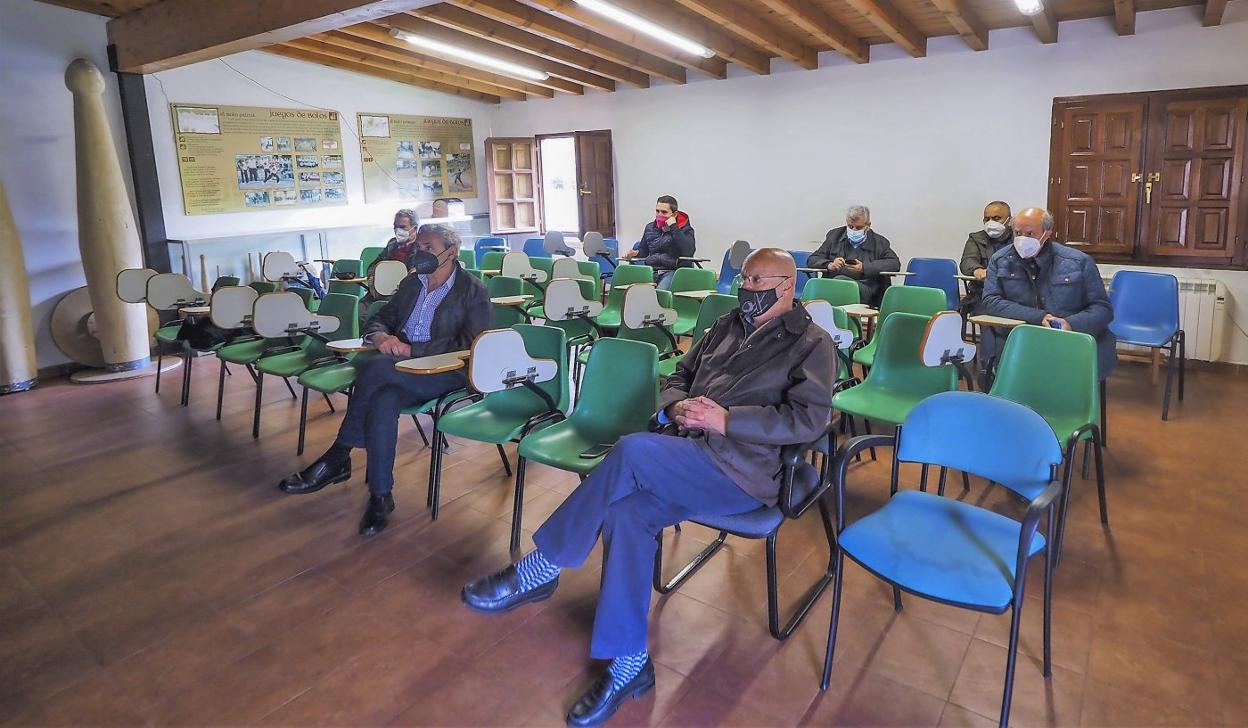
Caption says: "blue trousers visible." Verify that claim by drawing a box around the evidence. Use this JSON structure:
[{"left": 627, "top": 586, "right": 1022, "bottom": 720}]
[
  {"left": 336, "top": 354, "right": 465, "bottom": 496},
  {"left": 533, "top": 432, "right": 761, "bottom": 658}
]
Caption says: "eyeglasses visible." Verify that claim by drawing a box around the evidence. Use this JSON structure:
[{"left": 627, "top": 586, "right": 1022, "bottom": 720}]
[{"left": 740, "top": 274, "right": 791, "bottom": 287}]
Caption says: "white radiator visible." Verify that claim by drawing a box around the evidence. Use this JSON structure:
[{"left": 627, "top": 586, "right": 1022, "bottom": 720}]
[{"left": 1103, "top": 275, "right": 1227, "bottom": 362}]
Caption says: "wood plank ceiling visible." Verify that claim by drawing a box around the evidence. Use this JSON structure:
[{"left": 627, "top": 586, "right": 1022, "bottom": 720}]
[{"left": 43, "top": 0, "right": 1228, "bottom": 104}]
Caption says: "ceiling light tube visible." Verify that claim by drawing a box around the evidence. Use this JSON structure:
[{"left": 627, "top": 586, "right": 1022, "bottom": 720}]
[
  {"left": 573, "top": 0, "right": 716, "bottom": 59},
  {"left": 1013, "top": 0, "right": 1045, "bottom": 16},
  {"left": 390, "top": 29, "right": 550, "bottom": 81}
]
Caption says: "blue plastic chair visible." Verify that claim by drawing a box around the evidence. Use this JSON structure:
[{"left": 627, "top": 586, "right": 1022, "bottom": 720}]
[
  {"left": 823, "top": 391, "right": 1063, "bottom": 728},
  {"left": 474, "top": 237, "right": 507, "bottom": 268},
  {"left": 522, "top": 237, "right": 549, "bottom": 258},
  {"left": 789, "top": 250, "right": 812, "bottom": 297},
  {"left": 905, "top": 257, "right": 960, "bottom": 310},
  {"left": 590, "top": 238, "right": 622, "bottom": 282},
  {"left": 1108, "top": 270, "right": 1185, "bottom": 420},
  {"left": 716, "top": 240, "right": 751, "bottom": 294}
]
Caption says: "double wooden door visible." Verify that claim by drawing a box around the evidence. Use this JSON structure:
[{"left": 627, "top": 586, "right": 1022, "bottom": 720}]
[{"left": 1049, "top": 86, "right": 1248, "bottom": 267}]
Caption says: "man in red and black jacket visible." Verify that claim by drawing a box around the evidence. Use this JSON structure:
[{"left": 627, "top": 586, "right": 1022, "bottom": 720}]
[{"left": 620, "top": 195, "right": 696, "bottom": 290}]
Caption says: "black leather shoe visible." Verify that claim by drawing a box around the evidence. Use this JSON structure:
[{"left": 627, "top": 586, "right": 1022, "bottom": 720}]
[
  {"left": 358, "top": 494, "right": 395, "bottom": 537},
  {"left": 566, "top": 660, "right": 656, "bottom": 727},
  {"left": 461, "top": 564, "right": 559, "bottom": 614},
  {"left": 279, "top": 456, "right": 351, "bottom": 495}
]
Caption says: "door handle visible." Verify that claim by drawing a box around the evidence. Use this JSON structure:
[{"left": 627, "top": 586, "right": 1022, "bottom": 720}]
[
  {"left": 578, "top": 187, "right": 592, "bottom": 196},
  {"left": 1131, "top": 172, "right": 1143, "bottom": 183},
  {"left": 1145, "top": 182, "right": 1152, "bottom": 204}
]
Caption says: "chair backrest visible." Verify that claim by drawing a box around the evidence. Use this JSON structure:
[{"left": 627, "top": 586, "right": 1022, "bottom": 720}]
[
  {"left": 803, "top": 300, "right": 855, "bottom": 350},
  {"left": 307, "top": 292, "right": 358, "bottom": 359},
  {"left": 692, "top": 293, "right": 738, "bottom": 346},
  {"left": 359, "top": 246, "right": 385, "bottom": 273},
  {"left": 619, "top": 290, "right": 678, "bottom": 356},
  {"left": 989, "top": 324, "right": 1099, "bottom": 440},
  {"left": 920, "top": 310, "right": 975, "bottom": 366},
  {"left": 474, "top": 236, "right": 508, "bottom": 268},
  {"left": 364, "top": 298, "right": 389, "bottom": 321},
  {"left": 252, "top": 291, "right": 343, "bottom": 338},
  {"left": 670, "top": 267, "right": 716, "bottom": 293},
  {"left": 327, "top": 279, "right": 364, "bottom": 299},
  {"left": 372, "top": 260, "right": 408, "bottom": 297},
  {"left": 860, "top": 312, "right": 958, "bottom": 396},
  {"left": 209, "top": 285, "right": 258, "bottom": 329},
  {"left": 544, "top": 278, "right": 604, "bottom": 321},
  {"left": 543, "top": 230, "right": 574, "bottom": 256},
  {"left": 211, "top": 275, "right": 241, "bottom": 292},
  {"left": 717, "top": 241, "right": 751, "bottom": 293},
  {"left": 468, "top": 327, "right": 559, "bottom": 394},
  {"left": 573, "top": 338, "right": 660, "bottom": 441},
  {"left": 730, "top": 273, "right": 742, "bottom": 295},
  {"left": 522, "top": 237, "right": 549, "bottom": 258},
  {"left": 582, "top": 232, "right": 606, "bottom": 256},
  {"left": 331, "top": 259, "right": 362, "bottom": 277},
  {"left": 249, "top": 281, "right": 279, "bottom": 294},
  {"left": 789, "top": 250, "right": 813, "bottom": 296},
  {"left": 481, "top": 251, "right": 506, "bottom": 271},
  {"left": 458, "top": 249, "right": 476, "bottom": 269},
  {"left": 289, "top": 286, "right": 316, "bottom": 310},
  {"left": 899, "top": 391, "right": 1062, "bottom": 501},
  {"left": 479, "top": 323, "right": 569, "bottom": 413},
  {"left": 551, "top": 257, "right": 589, "bottom": 282},
  {"left": 501, "top": 252, "right": 548, "bottom": 283},
  {"left": 1108, "top": 270, "right": 1180, "bottom": 337},
  {"left": 117, "top": 268, "right": 157, "bottom": 303},
  {"left": 610, "top": 264, "right": 654, "bottom": 287},
  {"left": 147, "top": 273, "right": 207, "bottom": 311},
  {"left": 623, "top": 284, "right": 677, "bottom": 329},
  {"left": 878, "top": 284, "right": 947, "bottom": 324},
  {"left": 262, "top": 251, "right": 300, "bottom": 282},
  {"left": 487, "top": 274, "right": 526, "bottom": 298},
  {"left": 801, "top": 277, "right": 860, "bottom": 306},
  {"left": 906, "top": 258, "right": 960, "bottom": 310}
]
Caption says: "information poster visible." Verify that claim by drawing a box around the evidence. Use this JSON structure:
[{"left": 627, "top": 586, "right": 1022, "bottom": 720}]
[
  {"left": 357, "top": 113, "right": 477, "bottom": 203},
  {"left": 170, "top": 104, "right": 347, "bottom": 215}
]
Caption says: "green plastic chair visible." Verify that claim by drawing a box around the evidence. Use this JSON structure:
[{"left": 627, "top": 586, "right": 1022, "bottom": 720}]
[
  {"left": 669, "top": 268, "right": 718, "bottom": 336},
  {"left": 332, "top": 259, "right": 362, "bottom": 277},
  {"left": 488, "top": 275, "right": 532, "bottom": 328},
  {"left": 328, "top": 279, "right": 365, "bottom": 299},
  {"left": 578, "top": 261, "right": 602, "bottom": 299},
  {"left": 802, "top": 277, "right": 860, "bottom": 306},
  {"left": 360, "top": 246, "right": 385, "bottom": 273},
  {"left": 691, "top": 293, "right": 737, "bottom": 346},
  {"left": 481, "top": 251, "right": 506, "bottom": 271},
  {"left": 511, "top": 338, "right": 659, "bottom": 550},
  {"left": 595, "top": 264, "right": 654, "bottom": 329},
  {"left": 249, "top": 281, "right": 278, "bottom": 294},
  {"left": 458, "top": 249, "right": 477, "bottom": 269},
  {"left": 289, "top": 286, "right": 318, "bottom": 312},
  {"left": 989, "top": 324, "right": 1105, "bottom": 560},
  {"left": 617, "top": 289, "right": 681, "bottom": 378},
  {"left": 212, "top": 276, "right": 241, "bottom": 292},
  {"left": 429, "top": 324, "right": 569, "bottom": 522},
  {"left": 833, "top": 311, "right": 958, "bottom": 433},
  {"left": 730, "top": 274, "right": 743, "bottom": 295},
  {"left": 851, "top": 285, "right": 947, "bottom": 370},
  {"left": 251, "top": 292, "right": 359, "bottom": 439}
]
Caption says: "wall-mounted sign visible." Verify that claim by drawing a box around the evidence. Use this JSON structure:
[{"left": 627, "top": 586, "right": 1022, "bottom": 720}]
[{"left": 357, "top": 112, "right": 477, "bottom": 203}]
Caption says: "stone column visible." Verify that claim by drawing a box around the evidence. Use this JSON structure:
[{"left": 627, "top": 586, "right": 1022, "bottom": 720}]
[
  {"left": 0, "top": 178, "right": 38, "bottom": 394},
  {"left": 64, "top": 58, "right": 149, "bottom": 371}
]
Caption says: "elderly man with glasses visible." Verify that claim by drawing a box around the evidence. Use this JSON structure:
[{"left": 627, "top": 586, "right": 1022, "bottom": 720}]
[{"left": 461, "top": 248, "right": 834, "bottom": 727}]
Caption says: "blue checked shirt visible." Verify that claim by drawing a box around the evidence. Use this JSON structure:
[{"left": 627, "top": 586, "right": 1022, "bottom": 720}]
[{"left": 402, "top": 270, "right": 457, "bottom": 343}]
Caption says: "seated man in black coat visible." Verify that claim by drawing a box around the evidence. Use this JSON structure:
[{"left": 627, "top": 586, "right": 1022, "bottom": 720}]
[
  {"left": 278, "top": 225, "right": 491, "bottom": 536},
  {"left": 807, "top": 204, "right": 900, "bottom": 306},
  {"left": 619, "top": 194, "right": 696, "bottom": 290},
  {"left": 960, "top": 200, "right": 1014, "bottom": 314}
]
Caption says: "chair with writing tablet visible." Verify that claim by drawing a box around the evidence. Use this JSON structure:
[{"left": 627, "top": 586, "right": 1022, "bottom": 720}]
[
  {"left": 542, "top": 230, "right": 575, "bottom": 257},
  {"left": 583, "top": 233, "right": 617, "bottom": 279},
  {"left": 544, "top": 277, "right": 605, "bottom": 388},
  {"left": 146, "top": 273, "right": 209, "bottom": 405},
  {"left": 207, "top": 285, "right": 261, "bottom": 419},
  {"left": 118, "top": 269, "right": 171, "bottom": 393},
  {"left": 620, "top": 284, "right": 682, "bottom": 378},
  {"left": 371, "top": 260, "right": 408, "bottom": 300},
  {"left": 522, "top": 237, "right": 548, "bottom": 258},
  {"left": 717, "top": 240, "right": 752, "bottom": 294}
]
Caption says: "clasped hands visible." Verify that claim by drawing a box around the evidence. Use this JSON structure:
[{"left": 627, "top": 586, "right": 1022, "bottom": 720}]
[
  {"left": 826, "top": 257, "right": 863, "bottom": 274},
  {"left": 669, "top": 396, "right": 728, "bottom": 436},
  {"left": 372, "top": 332, "right": 413, "bottom": 357}
]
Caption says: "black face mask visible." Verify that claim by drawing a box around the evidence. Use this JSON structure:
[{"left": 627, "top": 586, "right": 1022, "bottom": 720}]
[
  {"left": 411, "top": 246, "right": 453, "bottom": 275},
  {"left": 738, "top": 283, "right": 782, "bottom": 326}
]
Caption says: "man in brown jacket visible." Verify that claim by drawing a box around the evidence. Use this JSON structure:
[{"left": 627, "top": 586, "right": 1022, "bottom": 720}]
[{"left": 461, "top": 249, "right": 834, "bottom": 728}]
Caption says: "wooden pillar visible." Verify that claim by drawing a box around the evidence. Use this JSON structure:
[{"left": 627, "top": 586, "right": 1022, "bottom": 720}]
[
  {"left": 64, "top": 58, "right": 150, "bottom": 372},
  {"left": 0, "top": 178, "right": 38, "bottom": 394}
]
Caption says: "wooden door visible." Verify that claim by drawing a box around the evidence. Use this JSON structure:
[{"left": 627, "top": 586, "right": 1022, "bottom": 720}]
[
  {"left": 1049, "top": 99, "right": 1146, "bottom": 255},
  {"left": 1143, "top": 95, "right": 1246, "bottom": 261},
  {"left": 575, "top": 131, "right": 615, "bottom": 238},
  {"left": 485, "top": 137, "right": 540, "bottom": 234}
]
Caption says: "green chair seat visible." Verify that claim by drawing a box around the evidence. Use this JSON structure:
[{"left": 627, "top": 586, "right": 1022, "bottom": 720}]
[
  {"left": 256, "top": 349, "right": 321, "bottom": 378},
  {"left": 518, "top": 422, "right": 613, "bottom": 475},
  {"left": 851, "top": 285, "right": 948, "bottom": 369},
  {"left": 438, "top": 393, "right": 554, "bottom": 445},
  {"left": 298, "top": 361, "right": 357, "bottom": 393},
  {"left": 217, "top": 338, "right": 271, "bottom": 364},
  {"left": 832, "top": 385, "right": 930, "bottom": 427},
  {"left": 155, "top": 323, "right": 183, "bottom": 344},
  {"left": 659, "top": 357, "right": 680, "bottom": 378},
  {"left": 401, "top": 389, "right": 473, "bottom": 417}
]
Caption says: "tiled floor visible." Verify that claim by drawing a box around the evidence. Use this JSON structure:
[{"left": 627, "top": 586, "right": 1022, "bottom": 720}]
[{"left": 1, "top": 357, "right": 1244, "bottom": 726}]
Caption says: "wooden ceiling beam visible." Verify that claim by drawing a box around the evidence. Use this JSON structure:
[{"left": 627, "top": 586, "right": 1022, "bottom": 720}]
[
  {"left": 108, "top": 0, "right": 438, "bottom": 73},
  {"left": 448, "top": 0, "right": 687, "bottom": 83},
  {"left": 263, "top": 46, "right": 502, "bottom": 103},
  {"left": 834, "top": 0, "right": 926, "bottom": 57},
  {"left": 756, "top": 0, "right": 871, "bottom": 63},
  {"left": 673, "top": 0, "right": 822, "bottom": 69},
  {"left": 1203, "top": 0, "right": 1229, "bottom": 26},
  {"left": 521, "top": 0, "right": 728, "bottom": 78},
  {"left": 1113, "top": 0, "right": 1136, "bottom": 35},
  {"left": 611, "top": 0, "right": 772, "bottom": 75},
  {"left": 374, "top": 16, "right": 615, "bottom": 90},
  {"left": 283, "top": 37, "right": 528, "bottom": 100},
  {"left": 336, "top": 23, "right": 584, "bottom": 94},
  {"left": 1029, "top": 2, "right": 1058, "bottom": 43},
  {"left": 411, "top": 3, "right": 647, "bottom": 87},
  {"left": 310, "top": 31, "right": 555, "bottom": 97},
  {"left": 929, "top": 0, "right": 988, "bottom": 51}
]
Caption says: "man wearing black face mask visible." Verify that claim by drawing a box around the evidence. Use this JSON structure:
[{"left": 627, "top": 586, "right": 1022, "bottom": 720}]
[
  {"left": 460, "top": 249, "right": 833, "bottom": 727},
  {"left": 278, "top": 224, "right": 490, "bottom": 537}
]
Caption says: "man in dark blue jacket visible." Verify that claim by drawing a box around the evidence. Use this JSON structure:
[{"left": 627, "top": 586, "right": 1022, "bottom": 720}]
[
  {"left": 619, "top": 195, "right": 696, "bottom": 289},
  {"left": 982, "top": 207, "right": 1117, "bottom": 378}
]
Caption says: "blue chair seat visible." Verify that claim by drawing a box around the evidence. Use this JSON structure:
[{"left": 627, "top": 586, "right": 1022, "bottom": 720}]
[
  {"left": 692, "top": 463, "right": 820, "bottom": 538},
  {"left": 839, "top": 490, "right": 1045, "bottom": 612},
  {"left": 1110, "top": 321, "right": 1177, "bottom": 348}
]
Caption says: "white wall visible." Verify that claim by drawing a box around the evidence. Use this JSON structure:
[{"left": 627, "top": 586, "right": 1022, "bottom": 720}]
[
  {"left": 144, "top": 50, "right": 497, "bottom": 240},
  {"left": 492, "top": 3, "right": 1248, "bottom": 363},
  {"left": 0, "top": 0, "right": 133, "bottom": 368}
]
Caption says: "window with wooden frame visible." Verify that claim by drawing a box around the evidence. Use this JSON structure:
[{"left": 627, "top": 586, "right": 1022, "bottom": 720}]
[
  {"left": 486, "top": 137, "right": 541, "bottom": 235},
  {"left": 1048, "top": 86, "right": 1248, "bottom": 270}
]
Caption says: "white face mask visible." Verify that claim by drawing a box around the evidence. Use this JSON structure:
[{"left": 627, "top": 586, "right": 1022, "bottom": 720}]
[
  {"left": 984, "top": 220, "right": 1008, "bottom": 239},
  {"left": 394, "top": 227, "right": 410, "bottom": 241},
  {"left": 1013, "top": 235, "right": 1043, "bottom": 259}
]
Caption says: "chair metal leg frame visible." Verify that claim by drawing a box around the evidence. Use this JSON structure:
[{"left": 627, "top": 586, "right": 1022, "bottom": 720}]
[
  {"left": 155, "top": 343, "right": 164, "bottom": 393},
  {"left": 1162, "top": 331, "right": 1186, "bottom": 420},
  {"left": 411, "top": 415, "right": 431, "bottom": 448},
  {"left": 496, "top": 444, "right": 513, "bottom": 477},
  {"left": 180, "top": 343, "right": 193, "bottom": 407},
  {"left": 862, "top": 419, "right": 878, "bottom": 461},
  {"left": 425, "top": 393, "right": 477, "bottom": 520},
  {"left": 252, "top": 373, "right": 264, "bottom": 439},
  {"left": 322, "top": 393, "right": 336, "bottom": 413},
  {"left": 283, "top": 377, "right": 297, "bottom": 400},
  {"left": 297, "top": 385, "right": 310, "bottom": 456},
  {"left": 653, "top": 528, "right": 728, "bottom": 595},
  {"left": 216, "top": 358, "right": 228, "bottom": 421},
  {"left": 509, "top": 456, "right": 531, "bottom": 552},
  {"left": 1052, "top": 428, "right": 1104, "bottom": 565},
  {"left": 1177, "top": 330, "right": 1186, "bottom": 401}
]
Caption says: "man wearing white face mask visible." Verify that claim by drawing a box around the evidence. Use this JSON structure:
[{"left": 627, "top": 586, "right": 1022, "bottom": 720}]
[
  {"left": 981, "top": 207, "right": 1117, "bottom": 377},
  {"left": 808, "top": 204, "right": 900, "bottom": 307},
  {"left": 960, "top": 201, "right": 1014, "bottom": 313}
]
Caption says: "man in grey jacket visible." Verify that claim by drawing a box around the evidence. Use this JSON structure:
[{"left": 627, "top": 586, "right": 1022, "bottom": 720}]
[
  {"left": 460, "top": 248, "right": 834, "bottom": 728},
  {"left": 982, "top": 207, "right": 1117, "bottom": 377},
  {"left": 808, "top": 204, "right": 901, "bottom": 306}
]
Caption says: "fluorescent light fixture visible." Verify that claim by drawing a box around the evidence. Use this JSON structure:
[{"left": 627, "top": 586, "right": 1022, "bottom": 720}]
[
  {"left": 1013, "top": 0, "right": 1045, "bottom": 16},
  {"left": 573, "top": 0, "right": 716, "bottom": 59},
  {"left": 390, "top": 29, "right": 550, "bottom": 81}
]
